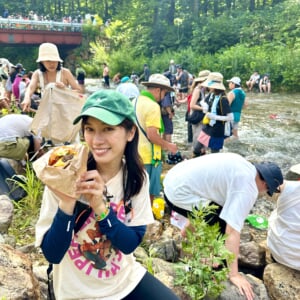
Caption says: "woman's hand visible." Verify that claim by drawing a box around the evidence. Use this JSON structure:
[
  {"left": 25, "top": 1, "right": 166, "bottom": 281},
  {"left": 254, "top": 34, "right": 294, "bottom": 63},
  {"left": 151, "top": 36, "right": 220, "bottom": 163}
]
[
  {"left": 76, "top": 170, "right": 107, "bottom": 214},
  {"left": 21, "top": 97, "right": 31, "bottom": 112},
  {"left": 55, "top": 81, "right": 66, "bottom": 89}
]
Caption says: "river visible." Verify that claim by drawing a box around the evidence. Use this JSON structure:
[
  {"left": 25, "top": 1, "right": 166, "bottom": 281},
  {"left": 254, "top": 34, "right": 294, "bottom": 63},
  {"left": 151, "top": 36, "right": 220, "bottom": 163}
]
[
  {"left": 172, "top": 92, "right": 300, "bottom": 176},
  {"left": 85, "top": 80, "right": 300, "bottom": 176}
]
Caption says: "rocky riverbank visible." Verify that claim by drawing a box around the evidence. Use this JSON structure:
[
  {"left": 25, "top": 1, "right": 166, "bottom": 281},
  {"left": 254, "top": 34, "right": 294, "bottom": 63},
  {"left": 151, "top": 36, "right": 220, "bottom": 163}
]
[{"left": 0, "top": 164, "right": 300, "bottom": 299}]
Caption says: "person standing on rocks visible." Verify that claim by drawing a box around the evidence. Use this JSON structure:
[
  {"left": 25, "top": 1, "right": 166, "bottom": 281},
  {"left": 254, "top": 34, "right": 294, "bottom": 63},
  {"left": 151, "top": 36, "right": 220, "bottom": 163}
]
[
  {"left": 133, "top": 74, "right": 178, "bottom": 203},
  {"left": 22, "top": 42, "right": 82, "bottom": 112},
  {"left": 163, "top": 152, "right": 283, "bottom": 300}
]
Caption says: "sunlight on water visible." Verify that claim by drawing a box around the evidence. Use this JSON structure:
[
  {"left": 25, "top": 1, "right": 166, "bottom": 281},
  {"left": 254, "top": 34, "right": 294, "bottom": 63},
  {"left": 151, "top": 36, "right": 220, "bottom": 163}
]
[{"left": 173, "top": 93, "right": 300, "bottom": 175}]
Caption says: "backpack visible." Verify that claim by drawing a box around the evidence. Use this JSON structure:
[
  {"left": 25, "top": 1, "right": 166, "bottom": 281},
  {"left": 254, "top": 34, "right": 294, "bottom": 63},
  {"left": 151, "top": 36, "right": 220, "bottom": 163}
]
[{"left": 0, "top": 159, "right": 27, "bottom": 201}]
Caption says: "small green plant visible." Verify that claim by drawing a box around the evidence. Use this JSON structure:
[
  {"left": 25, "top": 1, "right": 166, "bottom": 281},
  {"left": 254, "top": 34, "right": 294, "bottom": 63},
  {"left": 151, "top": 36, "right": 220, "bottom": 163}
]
[
  {"left": 175, "top": 205, "right": 234, "bottom": 300},
  {"left": 8, "top": 162, "right": 44, "bottom": 246}
]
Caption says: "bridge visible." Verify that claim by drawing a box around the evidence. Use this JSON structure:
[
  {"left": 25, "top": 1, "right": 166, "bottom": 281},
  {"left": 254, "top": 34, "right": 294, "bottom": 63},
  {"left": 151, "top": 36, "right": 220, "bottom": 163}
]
[{"left": 0, "top": 18, "right": 83, "bottom": 46}]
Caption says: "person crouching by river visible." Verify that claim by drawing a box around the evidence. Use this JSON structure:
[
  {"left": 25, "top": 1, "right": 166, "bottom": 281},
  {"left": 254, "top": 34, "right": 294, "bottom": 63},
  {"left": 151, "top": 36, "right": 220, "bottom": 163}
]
[
  {"left": 193, "top": 72, "right": 233, "bottom": 156},
  {"left": 163, "top": 152, "right": 284, "bottom": 300},
  {"left": 35, "top": 90, "right": 180, "bottom": 300}
]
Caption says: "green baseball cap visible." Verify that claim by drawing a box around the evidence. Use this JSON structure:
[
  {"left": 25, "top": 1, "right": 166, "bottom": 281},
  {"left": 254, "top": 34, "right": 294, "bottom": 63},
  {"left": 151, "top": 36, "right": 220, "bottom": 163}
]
[{"left": 73, "top": 90, "right": 136, "bottom": 125}]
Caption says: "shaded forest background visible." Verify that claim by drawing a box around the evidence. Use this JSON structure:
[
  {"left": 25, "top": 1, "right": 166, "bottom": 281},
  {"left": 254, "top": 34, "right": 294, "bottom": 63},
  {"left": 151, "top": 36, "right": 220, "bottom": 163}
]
[{"left": 0, "top": 0, "right": 299, "bottom": 92}]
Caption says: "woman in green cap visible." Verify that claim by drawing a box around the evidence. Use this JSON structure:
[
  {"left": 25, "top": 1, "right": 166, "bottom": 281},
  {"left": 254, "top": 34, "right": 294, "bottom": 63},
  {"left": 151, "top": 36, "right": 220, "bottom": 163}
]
[{"left": 35, "top": 90, "right": 179, "bottom": 299}]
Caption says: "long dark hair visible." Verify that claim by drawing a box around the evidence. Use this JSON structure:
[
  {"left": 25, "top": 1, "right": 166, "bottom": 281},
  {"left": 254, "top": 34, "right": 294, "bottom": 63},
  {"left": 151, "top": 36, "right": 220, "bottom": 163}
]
[
  {"left": 39, "top": 62, "right": 62, "bottom": 72},
  {"left": 82, "top": 117, "right": 146, "bottom": 202}
]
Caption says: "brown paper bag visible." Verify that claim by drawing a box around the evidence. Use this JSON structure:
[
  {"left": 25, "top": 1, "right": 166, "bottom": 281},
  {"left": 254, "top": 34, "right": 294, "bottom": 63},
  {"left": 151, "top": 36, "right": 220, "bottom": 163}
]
[
  {"left": 33, "top": 144, "right": 89, "bottom": 198},
  {"left": 31, "top": 84, "right": 86, "bottom": 144}
]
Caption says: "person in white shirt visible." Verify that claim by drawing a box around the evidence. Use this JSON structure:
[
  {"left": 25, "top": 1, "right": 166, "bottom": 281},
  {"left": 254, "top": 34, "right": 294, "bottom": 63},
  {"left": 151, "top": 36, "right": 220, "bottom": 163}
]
[
  {"left": 267, "top": 180, "right": 300, "bottom": 270},
  {"left": 163, "top": 152, "right": 283, "bottom": 300},
  {"left": 0, "top": 114, "right": 42, "bottom": 160}
]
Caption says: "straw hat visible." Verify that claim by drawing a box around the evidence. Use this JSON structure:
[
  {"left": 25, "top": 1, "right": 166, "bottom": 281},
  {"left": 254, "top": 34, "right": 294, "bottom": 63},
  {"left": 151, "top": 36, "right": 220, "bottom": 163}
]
[
  {"left": 142, "top": 74, "right": 174, "bottom": 91},
  {"left": 36, "top": 43, "right": 63, "bottom": 62},
  {"left": 201, "top": 72, "right": 226, "bottom": 91},
  {"left": 194, "top": 70, "right": 211, "bottom": 83}
]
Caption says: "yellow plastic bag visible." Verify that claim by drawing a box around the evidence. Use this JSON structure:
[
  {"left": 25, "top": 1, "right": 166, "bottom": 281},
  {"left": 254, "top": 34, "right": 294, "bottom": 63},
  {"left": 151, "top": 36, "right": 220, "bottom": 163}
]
[
  {"left": 202, "top": 114, "right": 210, "bottom": 125},
  {"left": 152, "top": 197, "right": 165, "bottom": 220}
]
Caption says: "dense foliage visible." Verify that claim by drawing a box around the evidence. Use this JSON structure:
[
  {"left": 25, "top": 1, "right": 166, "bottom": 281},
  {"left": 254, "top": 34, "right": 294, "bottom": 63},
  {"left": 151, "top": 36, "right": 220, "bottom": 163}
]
[{"left": 0, "top": 0, "right": 299, "bottom": 91}]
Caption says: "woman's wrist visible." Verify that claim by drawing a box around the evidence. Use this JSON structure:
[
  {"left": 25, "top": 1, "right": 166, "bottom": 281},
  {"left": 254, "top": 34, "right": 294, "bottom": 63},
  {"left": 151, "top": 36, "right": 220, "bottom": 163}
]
[{"left": 94, "top": 201, "right": 109, "bottom": 216}]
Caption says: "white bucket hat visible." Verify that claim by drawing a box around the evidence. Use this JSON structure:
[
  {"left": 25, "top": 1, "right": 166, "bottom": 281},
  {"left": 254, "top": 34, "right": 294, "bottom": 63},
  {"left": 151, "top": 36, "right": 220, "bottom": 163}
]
[
  {"left": 142, "top": 74, "right": 174, "bottom": 91},
  {"left": 227, "top": 76, "right": 241, "bottom": 86},
  {"left": 36, "top": 43, "right": 63, "bottom": 62},
  {"left": 201, "top": 72, "right": 226, "bottom": 91}
]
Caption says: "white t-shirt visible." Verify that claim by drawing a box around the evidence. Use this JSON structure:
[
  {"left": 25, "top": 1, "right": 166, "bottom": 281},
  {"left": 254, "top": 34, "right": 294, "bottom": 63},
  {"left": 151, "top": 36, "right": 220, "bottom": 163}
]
[
  {"left": 0, "top": 114, "right": 33, "bottom": 141},
  {"left": 267, "top": 181, "right": 300, "bottom": 270},
  {"left": 35, "top": 167, "right": 154, "bottom": 300},
  {"left": 163, "top": 152, "right": 258, "bottom": 232}
]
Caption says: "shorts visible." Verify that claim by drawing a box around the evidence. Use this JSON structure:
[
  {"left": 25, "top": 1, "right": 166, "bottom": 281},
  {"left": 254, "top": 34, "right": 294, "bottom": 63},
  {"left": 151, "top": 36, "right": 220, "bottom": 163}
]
[
  {"left": 162, "top": 115, "right": 173, "bottom": 134},
  {"left": 179, "top": 87, "right": 188, "bottom": 93},
  {"left": 144, "top": 163, "right": 162, "bottom": 197},
  {"left": 0, "top": 137, "right": 29, "bottom": 160},
  {"left": 232, "top": 121, "right": 239, "bottom": 130}
]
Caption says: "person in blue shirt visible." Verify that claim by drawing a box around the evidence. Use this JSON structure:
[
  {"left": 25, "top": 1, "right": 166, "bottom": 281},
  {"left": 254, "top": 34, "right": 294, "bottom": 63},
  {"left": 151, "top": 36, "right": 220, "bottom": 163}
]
[{"left": 226, "top": 77, "right": 247, "bottom": 139}]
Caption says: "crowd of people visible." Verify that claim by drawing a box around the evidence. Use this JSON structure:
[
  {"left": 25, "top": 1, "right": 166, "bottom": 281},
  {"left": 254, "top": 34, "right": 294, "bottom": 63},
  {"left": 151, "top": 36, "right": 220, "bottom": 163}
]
[{"left": 0, "top": 46, "right": 298, "bottom": 300}]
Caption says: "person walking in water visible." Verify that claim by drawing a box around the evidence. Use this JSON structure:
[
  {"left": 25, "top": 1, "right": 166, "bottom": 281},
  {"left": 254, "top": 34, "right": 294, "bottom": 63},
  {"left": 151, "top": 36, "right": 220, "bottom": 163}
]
[{"left": 226, "top": 76, "right": 247, "bottom": 139}]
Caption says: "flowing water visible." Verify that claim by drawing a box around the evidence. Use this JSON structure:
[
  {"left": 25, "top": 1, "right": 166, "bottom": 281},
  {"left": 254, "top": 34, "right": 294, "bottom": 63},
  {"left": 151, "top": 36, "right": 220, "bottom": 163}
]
[
  {"left": 85, "top": 80, "right": 300, "bottom": 176},
  {"left": 172, "top": 92, "right": 300, "bottom": 176}
]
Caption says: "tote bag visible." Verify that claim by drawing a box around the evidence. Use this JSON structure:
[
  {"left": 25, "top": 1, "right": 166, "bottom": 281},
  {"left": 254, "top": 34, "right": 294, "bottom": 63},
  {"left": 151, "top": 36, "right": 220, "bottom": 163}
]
[{"left": 31, "top": 83, "right": 86, "bottom": 144}]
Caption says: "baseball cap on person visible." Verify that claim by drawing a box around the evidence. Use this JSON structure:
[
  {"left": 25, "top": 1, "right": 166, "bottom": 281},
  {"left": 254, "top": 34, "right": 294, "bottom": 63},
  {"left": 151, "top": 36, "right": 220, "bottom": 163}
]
[
  {"left": 73, "top": 90, "right": 136, "bottom": 126},
  {"left": 141, "top": 73, "right": 175, "bottom": 91},
  {"left": 254, "top": 162, "right": 283, "bottom": 196},
  {"left": 227, "top": 77, "right": 241, "bottom": 86},
  {"left": 15, "top": 63, "right": 24, "bottom": 70}
]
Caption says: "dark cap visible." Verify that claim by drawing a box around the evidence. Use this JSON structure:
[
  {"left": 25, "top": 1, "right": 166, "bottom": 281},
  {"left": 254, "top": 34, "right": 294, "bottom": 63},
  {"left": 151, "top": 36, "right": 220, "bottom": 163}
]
[
  {"left": 15, "top": 63, "right": 23, "bottom": 69},
  {"left": 254, "top": 162, "right": 283, "bottom": 196},
  {"left": 73, "top": 90, "right": 136, "bottom": 125}
]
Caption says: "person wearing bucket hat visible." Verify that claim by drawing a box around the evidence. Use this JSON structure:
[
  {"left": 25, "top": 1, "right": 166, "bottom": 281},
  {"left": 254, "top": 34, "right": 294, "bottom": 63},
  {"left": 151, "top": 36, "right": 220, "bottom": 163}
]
[
  {"left": 35, "top": 89, "right": 180, "bottom": 299},
  {"left": 163, "top": 152, "right": 284, "bottom": 300},
  {"left": 193, "top": 72, "right": 233, "bottom": 156},
  {"left": 22, "top": 42, "right": 81, "bottom": 112},
  {"left": 134, "top": 74, "right": 177, "bottom": 202},
  {"left": 226, "top": 76, "right": 247, "bottom": 139},
  {"left": 187, "top": 70, "right": 211, "bottom": 149}
]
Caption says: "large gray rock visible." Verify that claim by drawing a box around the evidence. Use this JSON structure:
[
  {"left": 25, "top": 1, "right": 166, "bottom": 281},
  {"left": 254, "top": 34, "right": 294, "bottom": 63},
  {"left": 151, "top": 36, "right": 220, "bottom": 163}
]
[
  {"left": 263, "top": 263, "right": 300, "bottom": 300},
  {"left": 285, "top": 163, "right": 300, "bottom": 180},
  {"left": 0, "top": 244, "right": 40, "bottom": 299},
  {"left": 0, "top": 195, "right": 14, "bottom": 234}
]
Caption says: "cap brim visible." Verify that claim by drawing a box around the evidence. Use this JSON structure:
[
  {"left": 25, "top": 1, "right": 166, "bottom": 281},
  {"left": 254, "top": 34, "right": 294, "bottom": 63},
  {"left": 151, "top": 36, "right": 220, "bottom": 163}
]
[
  {"left": 201, "top": 82, "right": 226, "bottom": 91},
  {"left": 141, "top": 82, "right": 175, "bottom": 92},
  {"left": 73, "top": 107, "right": 125, "bottom": 125}
]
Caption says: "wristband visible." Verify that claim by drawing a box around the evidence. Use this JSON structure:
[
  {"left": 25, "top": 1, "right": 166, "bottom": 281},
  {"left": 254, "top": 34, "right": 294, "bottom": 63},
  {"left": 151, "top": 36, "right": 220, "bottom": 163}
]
[{"left": 95, "top": 208, "right": 109, "bottom": 221}]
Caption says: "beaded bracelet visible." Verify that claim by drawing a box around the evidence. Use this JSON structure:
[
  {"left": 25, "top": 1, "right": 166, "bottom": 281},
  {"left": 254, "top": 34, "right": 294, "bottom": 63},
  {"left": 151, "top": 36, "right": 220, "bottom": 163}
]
[{"left": 95, "top": 208, "right": 109, "bottom": 221}]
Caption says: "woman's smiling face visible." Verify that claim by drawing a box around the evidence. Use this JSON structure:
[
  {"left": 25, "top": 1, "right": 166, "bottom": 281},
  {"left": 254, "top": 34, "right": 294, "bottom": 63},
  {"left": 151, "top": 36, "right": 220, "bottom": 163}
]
[{"left": 83, "top": 116, "right": 135, "bottom": 166}]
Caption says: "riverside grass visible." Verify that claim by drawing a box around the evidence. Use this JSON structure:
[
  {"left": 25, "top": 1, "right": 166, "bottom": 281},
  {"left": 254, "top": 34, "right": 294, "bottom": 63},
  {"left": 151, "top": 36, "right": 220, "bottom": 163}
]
[{"left": 8, "top": 162, "right": 44, "bottom": 246}]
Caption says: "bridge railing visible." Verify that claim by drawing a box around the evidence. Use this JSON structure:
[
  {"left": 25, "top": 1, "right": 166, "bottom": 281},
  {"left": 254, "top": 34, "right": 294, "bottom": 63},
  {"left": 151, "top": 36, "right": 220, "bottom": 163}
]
[{"left": 0, "top": 18, "right": 82, "bottom": 32}]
